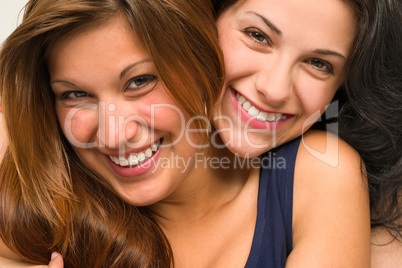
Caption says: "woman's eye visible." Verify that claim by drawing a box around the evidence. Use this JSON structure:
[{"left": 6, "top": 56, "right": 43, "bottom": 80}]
[
  {"left": 126, "top": 75, "right": 157, "bottom": 91},
  {"left": 243, "top": 28, "right": 271, "bottom": 45},
  {"left": 61, "top": 91, "right": 90, "bottom": 100},
  {"left": 307, "top": 59, "right": 334, "bottom": 74}
]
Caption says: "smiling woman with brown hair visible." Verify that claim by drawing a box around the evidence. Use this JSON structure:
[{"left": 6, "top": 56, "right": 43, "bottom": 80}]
[
  {"left": 0, "top": 0, "right": 227, "bottom": 266},
  {"left": 0, "top": 0, "right": 376, "bottom": 267}
]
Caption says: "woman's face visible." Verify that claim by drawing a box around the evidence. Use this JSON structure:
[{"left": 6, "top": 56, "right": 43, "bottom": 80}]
[
  {"left": 214, "top": 0, "right": 357, "bottom": 157},
  {"left": 48, "top": 17, "right": 201, "bottom": 206}
]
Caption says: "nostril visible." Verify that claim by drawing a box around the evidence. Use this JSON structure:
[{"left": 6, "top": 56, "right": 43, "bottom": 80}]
[{"left": 258, "top": 91, "right": 266, "bottom": 100}]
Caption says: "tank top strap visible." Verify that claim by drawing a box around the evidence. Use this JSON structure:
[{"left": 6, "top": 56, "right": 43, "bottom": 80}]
[{"left": 245, "top": 137, "right": 301, "bottom": 268}]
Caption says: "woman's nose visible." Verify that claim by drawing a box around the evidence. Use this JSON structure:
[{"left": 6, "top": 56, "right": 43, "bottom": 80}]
[
  {"left": 96, "top": 102, "right": 139, "bottom": 149},
  {"left": 254, "top": 59, "right": 293, "bottom": 105}
]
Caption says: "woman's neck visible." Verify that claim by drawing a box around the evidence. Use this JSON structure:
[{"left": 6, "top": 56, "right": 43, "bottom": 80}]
[{"left": 149, "top": 144, "right": 259, "bottom": 228}]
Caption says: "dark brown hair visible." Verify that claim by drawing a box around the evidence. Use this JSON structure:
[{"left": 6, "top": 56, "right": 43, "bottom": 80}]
[
  {"left": 213, "top": 0, "right": 402, "bottom": 237},
  {"left": 0, "top": 0, "right": 224, "bottom": 266},
  {"left": 338, "top": 0, "right": 402, "bottom": 236}
]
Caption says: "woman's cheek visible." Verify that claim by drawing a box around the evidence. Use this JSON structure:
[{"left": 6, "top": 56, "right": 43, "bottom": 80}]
[
  {"left": 58, "top": 108, "right": 98, "bottom": 146},
  {"left": 297, "top": 77, "right": 338, "bottom": 118}
]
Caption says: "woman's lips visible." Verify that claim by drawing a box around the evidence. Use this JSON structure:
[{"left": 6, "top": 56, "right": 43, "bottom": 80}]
[
  {"left": 109, "top": 139, "right": 161, "bottom": 167},
  {"left": 229, "top": 88, "right": 290, "bottom": 130},
  {"left": 106, "top": 138, "right": 163, "bottom": 177}
]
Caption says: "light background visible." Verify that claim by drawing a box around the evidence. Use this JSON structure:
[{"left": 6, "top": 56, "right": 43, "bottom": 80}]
[
  {"left": 0, "top": 1, "right": 29, "bottom": 154},
  {"left": 0, "top": 0, "right": 29, "bottom": 45}
]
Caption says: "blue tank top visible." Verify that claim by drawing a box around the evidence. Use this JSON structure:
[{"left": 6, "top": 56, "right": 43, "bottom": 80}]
[{"left": 245, "top": 137, "right": 301, "bottom": 268}]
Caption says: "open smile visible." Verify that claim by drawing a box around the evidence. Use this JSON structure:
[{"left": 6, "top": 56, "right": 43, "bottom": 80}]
[
  {"left": 109, "top": 139, "right": 162, "bottom": 168},
  {"left": 235, "top": 92, "right": 286, "bottom": 122},
  {"left": 230, "top": 88, "right": 290, "bottom": 130},
  {"left": 106, "top": 138, "right": 163, "bottom": 177}
]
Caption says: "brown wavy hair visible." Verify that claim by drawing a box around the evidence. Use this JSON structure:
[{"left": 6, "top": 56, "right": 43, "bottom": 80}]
[{"left": 0, "top": 0, "right": 224, "bottom": 266}]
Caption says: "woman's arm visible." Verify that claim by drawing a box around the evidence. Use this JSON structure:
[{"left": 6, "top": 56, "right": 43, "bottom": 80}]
[{"left": 287, "top": 130, "right": 371, "bottom": 267}]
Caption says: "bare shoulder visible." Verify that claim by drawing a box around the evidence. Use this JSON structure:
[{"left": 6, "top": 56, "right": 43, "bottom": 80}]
[
  {"left": 286, "top": 130, "right": 371, "bottom": 267},
  {"left": 294, "top": 130, "right": 367, "bottom": 200},
  {"left": 297, "top": 129, "right": 362, "bottom": 171}
]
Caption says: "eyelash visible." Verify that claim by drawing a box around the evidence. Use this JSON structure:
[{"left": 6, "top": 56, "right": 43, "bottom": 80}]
[
  {"left": 242, "top": 28, "right": 334, "bottom": 75},
  {"left": 60, "top": 91, "right": 90, "bottom": 101},
  {"left": 242, "top": 27, "right": 272, "bottom": 46},
  {"left": 126, "top": 74, "right": 158, "bottom": 92},
  {"left": 306, "top": 59, "right": 334, "bottom": 74},
  {"left": 59, "top": 75, "right": 158, "bottom": 101}
]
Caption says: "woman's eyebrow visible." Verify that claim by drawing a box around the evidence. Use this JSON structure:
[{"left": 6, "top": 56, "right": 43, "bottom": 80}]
[
  {"left": 119, "top": 59, "right": 152, "bottom": 80},
  {"left": 313, "top": 49, "right": 346, "bottom": 60},
  {"left": 245, "top": 11, "right": 346, "bottom": 61},
  {"left": 51, "top": 80, "right": 76, "bottom": 86},
  {"left": 246, "top": 11, "right": 282, "bottom": 37},
  {"left": 51, "top": 59, "right": 153, "bottom": 86}
]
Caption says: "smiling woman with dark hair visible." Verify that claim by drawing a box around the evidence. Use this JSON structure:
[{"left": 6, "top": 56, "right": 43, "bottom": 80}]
[
  {"left": 2, "top": 0, "right": 400, "bottom": 267},
  {"left": 213, "top": 0, "right": 402, "bottom": 266},
  {"left": 0, "top": 0, "right": 370, "bottom": 266}
]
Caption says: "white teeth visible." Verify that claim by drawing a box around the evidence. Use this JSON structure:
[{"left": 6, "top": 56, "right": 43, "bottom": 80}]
[
  {"left": 110, "top": 156, "right": 119, "bottom": 164},
  {"left": 237, "top": 94, "right": 247, "bottom": 105},
  {"left": 248, "top": 106, "right": 259, "bottom": 117},
  {"left": 138, "top": 153, "right": 145, "bottom": 162},
  {"left": 257, "top": 112, "right": 268, "bottom": 121},
  {"left": 120, "top": 159, "right": 129, "bottom": 167},
  {"left": 236, "top": 92, "right": 284, "bottom": 122},
  {"left": 145, "top": 148, "right": 153, "bottom": 158},
  {"left": 267, "top": 113, "right": 276, "bottom": 121},
  {"left": 151, "top": 143, "right": 157, "bottom": 152},
  {"left": 109, "top": 140, "right": 160, "bottom": 167},
  {"left": 118, "top": 157, "right": 129, "bottom": 166},
  {"left": 274, "top": 114, "right": 283, "bottom": 121},
  {"left": 129, "top": 154, "right": 138, "bottom": 165},
  {"left": 243, "top": 101, "right": 252, "bottom": 111}
]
